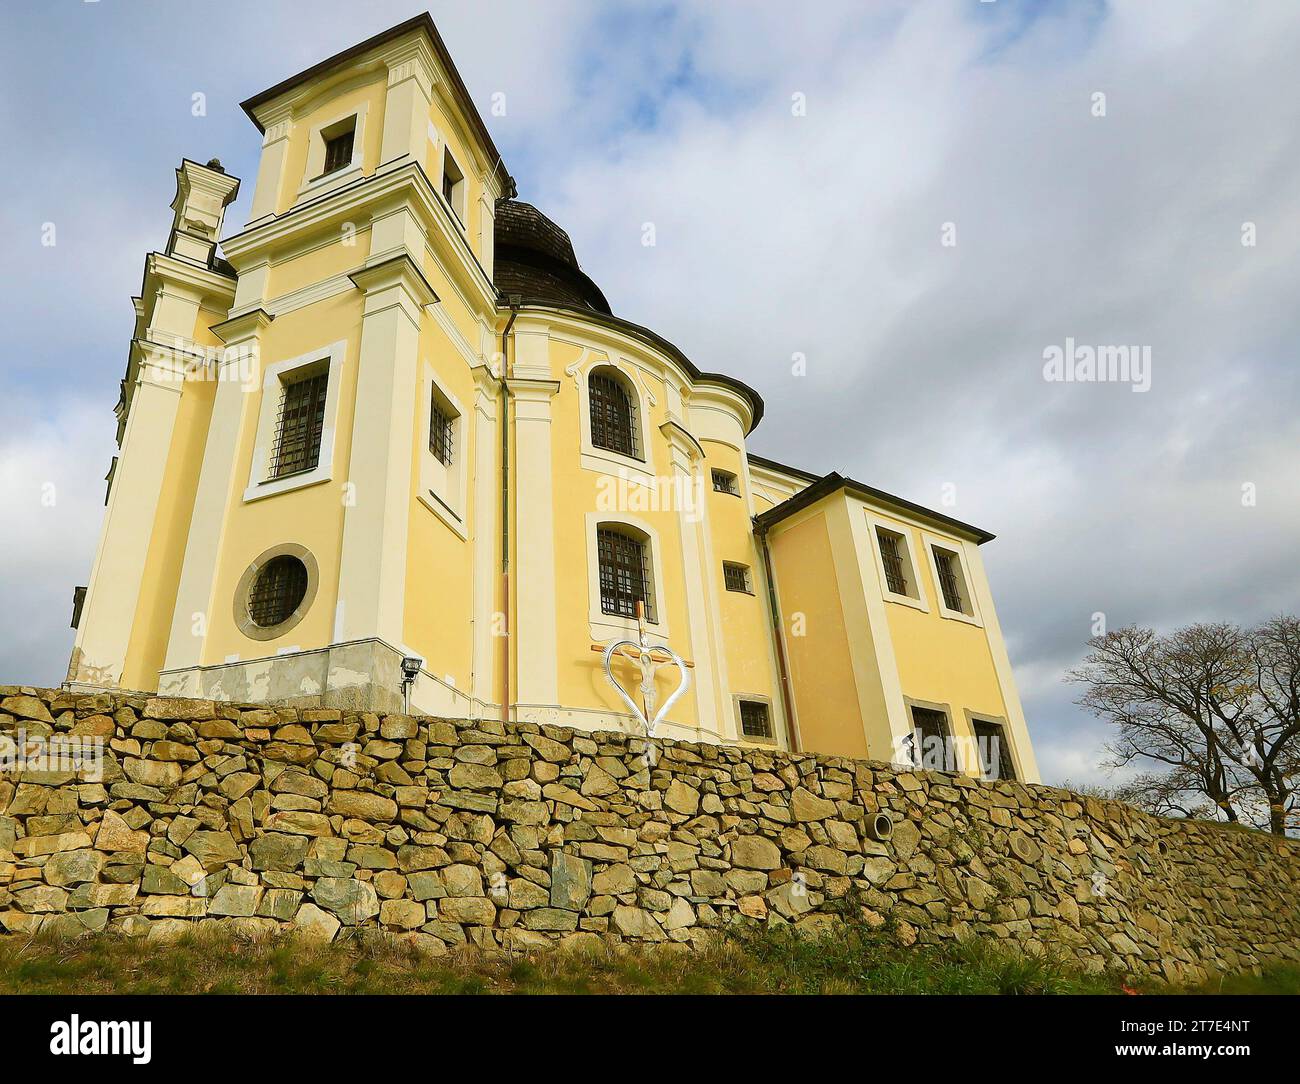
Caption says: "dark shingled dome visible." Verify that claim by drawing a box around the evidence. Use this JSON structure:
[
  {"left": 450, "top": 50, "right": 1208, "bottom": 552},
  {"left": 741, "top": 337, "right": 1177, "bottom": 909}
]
[{"left": 494, "top": 199, "right": 611, "bottom": 314}]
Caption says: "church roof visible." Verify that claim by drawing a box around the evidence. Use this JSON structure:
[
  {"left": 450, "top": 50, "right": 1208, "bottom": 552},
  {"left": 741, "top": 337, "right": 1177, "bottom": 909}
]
[{"left": 493, "top": 200, "right": 611, "bottom": 314}]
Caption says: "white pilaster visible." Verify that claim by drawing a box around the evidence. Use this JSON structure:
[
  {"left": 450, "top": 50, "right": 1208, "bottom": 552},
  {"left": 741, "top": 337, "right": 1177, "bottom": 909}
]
[
  {"left": 337, "top": 256, "right": 438, "bottom": 648},
  {"left": 68, "top": 346, "right": 187, "bottom": 688},
  {"left": 509, "top": 375, "right": 561, "bottom": 714},
  {"left": 247, "top": 114, "right": 293, "bottom": 225},
  {"left": 660, "top": 421, "right": 720, "bottom": 737},
  {"left": 470, "top": 364, "right": 500, "bottom": 713},
  {"left": 162, "top": 309, "right": 273, "bottom": 672}
]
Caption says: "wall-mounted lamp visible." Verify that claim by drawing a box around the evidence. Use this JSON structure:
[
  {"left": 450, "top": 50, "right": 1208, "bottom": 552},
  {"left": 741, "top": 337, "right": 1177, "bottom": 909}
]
[{"left": 400, "top": 656, "right": 422, "bottom": 713}]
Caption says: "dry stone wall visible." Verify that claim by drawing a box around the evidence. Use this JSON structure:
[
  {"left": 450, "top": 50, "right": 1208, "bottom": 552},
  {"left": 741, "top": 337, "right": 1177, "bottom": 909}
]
[{"left": 2, "top": 686, "right": 1298, "bottom": 982}]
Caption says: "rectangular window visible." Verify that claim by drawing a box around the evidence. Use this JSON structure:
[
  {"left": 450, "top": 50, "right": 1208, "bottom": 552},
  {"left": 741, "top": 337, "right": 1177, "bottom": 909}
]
[
  {"left": 442, "top": 148, "right": 465, "bottom": 223},
  {"left": 270, "top": 370, "right": 328, "bottom": 479},
  {"left": 910, "top": 706, "right": 951, "bottom": 769},
  {"left": 597, "top": 528, "right": 655, "bottom": 623},
  {"left": 723, "top": 562, "right": 752, "bottom": 593},
  {"left": 739, "top": 700, "right": 772, "bottom": 739},
  {"left": 972, "top": 718, "right": 1017, "bottom": 781},
  {"left": 711, "top": 469, "right": 738, "bottom": 495},
  {"left": 429, "top": 392, "right": 454, "bottom": 466},
  {"left": 877, "top": 528, "right": 909, "bottom": 596},
  {"left": 323, "top": 126, "right": 355, "bottom": 175},
  {"left": 933, "top": 546, "right": 968, "bottom": 614}
]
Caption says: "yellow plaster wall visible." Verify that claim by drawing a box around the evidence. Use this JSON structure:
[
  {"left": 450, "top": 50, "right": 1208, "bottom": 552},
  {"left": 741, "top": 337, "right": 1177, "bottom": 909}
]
[
  {"left": 704, "top": 439, "right": 780, "bottom": 707},
  {"left": 198, "top": 294, "right": 363, "bottom": 663},
  {"left": 275, "top": 77, "right": 389, "bottom": 216},
  {"left": 545, "top": 340, "right": 702, "bottom": 727},
  {"left": 767, "top": 510, "right": 869, "bottom": 759},
  {"left": 401, "top": 315, "right": 477, "bottom": 691},
  {"left": 859, "top": 508, "right": 1009, "bottom": 750}
]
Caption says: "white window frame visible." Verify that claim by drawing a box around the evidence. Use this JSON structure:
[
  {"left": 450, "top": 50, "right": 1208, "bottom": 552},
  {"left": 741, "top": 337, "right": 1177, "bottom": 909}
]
[
  {"left": 297, "top": 103, "right": 367, "bottom": 201},
  {"left": 585, "top": 512, "right": 670, "bottom": 642},
  {"left": 243, "top": 340, "right": 346, "bottom": 503},
  {"left": 722, "top": 561, "right": 754, "bottom": 594},
  {"left": 733, "top": 693, "right": 777, "bottom": 746},
  {"left": 578, "top": 362, "right": 656, "bottom": 488},
  {"left": 417, "top": 362, "right": 468, "bottom": 539},
  {"left": 922, "top": 531, "right": 983, "bottom": 626},
  {"left": 866, "top": 514, "right": 929, "bottom": 612}
]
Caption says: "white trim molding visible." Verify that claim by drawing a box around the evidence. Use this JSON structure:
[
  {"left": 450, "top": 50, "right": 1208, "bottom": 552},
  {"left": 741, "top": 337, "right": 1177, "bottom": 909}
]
[
  {"left": 865, "top": 512, "right": 931, "bottom": 613},
  {"left": 242, "top": 340, "right": 346, "bottom": 503},
  {"left": 416, "top": 360, "right": 469, "bottom": 538},
  {"left": 296, "top": 102, "right": 369, "bottom": 203},
  {"left": 585, "top": 511, "right": 671, "bottom": 643},
  {"left": 921, "top": 530, "right": 984, "bottom": 627}
]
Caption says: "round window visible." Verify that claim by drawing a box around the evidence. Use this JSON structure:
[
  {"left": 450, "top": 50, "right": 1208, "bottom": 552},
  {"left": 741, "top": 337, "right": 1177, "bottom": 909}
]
[{"left": 247, "top": 554, "right": 309, "bottom": 628}]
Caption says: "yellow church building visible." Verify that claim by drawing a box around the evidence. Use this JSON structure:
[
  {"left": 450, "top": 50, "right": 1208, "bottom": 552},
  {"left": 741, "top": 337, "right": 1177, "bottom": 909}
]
[{"left": 66, "top": 14, "right": 1039, "bottom": 783}]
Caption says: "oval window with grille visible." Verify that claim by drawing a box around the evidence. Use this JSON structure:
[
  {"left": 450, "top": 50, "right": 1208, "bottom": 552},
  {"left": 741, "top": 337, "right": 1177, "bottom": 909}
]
[{"left": 247, "top": 555, "right": 308, "bottom": 628}]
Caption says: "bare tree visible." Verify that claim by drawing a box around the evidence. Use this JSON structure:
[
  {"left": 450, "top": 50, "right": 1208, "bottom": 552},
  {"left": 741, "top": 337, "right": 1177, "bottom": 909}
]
[{"left": 1069, "top": 620, "right": 1300, "bottom": 835}]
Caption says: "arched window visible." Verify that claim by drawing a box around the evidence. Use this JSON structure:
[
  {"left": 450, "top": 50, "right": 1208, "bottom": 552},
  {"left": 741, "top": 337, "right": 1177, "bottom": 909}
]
[
  {"left": 597, "top": 525, "right": 656, "bottom": 622},
  {"left": 588, "top": 368, "right": 640, "bottom": 459}
]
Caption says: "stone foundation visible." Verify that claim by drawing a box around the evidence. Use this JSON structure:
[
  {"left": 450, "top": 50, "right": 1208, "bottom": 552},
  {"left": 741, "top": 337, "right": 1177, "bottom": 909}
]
[{"left": 2, "top": 686, "right": 1298, "bottom": 982}]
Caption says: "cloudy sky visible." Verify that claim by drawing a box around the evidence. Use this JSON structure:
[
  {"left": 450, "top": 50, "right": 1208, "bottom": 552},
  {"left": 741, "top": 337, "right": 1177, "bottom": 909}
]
[{"left": 2, "top": 0, "right": 1298, "bottom": 785}]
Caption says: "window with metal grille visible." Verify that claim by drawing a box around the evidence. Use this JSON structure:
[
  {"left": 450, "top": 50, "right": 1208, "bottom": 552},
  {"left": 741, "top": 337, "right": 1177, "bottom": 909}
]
[
  {"left": 877, "top": 528, "right": 908, "bottom": 595},
  {"left": 270, "top": 370, "right": 328, "bottom": 479},
  {"left": 589, "top": 371, "right": 639, "bottom": 458},
  {"left": 739, "top": 700, "right": 772, "bottom": 739},
  {"left": 933, "top": 546, "right": 967, "bottom": 613},
  {"left": 910, "top": 706, "right": 950, "bottom": 768},
  {"left": 323, "top": 126, "right": 354, "bottom": 175},
  {"left": 723, "top": 562, "right": 751, "bottom": 593},
  {"left": 972, "top": 718, "right": 1017, "bottom": 781},
  {"left": 712, "top": 469, "right": 738, "bottom": 495},
  {"left": 247, "top": 555, "right": 308, "bottom": 628},
  {"left": 597, "top": 527, "right": 655, "bottom": 622},
  {"left": 429, "top": 391, "right": 454, "bottom": 466}
]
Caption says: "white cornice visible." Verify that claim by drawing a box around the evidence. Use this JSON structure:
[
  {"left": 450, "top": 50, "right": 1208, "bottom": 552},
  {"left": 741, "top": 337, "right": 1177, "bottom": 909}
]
[{"left": 221, "top": 160, "right": 496, "bottom": 316}]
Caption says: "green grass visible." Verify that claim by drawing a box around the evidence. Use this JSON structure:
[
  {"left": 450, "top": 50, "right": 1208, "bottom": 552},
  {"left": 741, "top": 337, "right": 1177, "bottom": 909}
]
[{"left": 0, "top": 921, "right": 1293, "bottom": 995}]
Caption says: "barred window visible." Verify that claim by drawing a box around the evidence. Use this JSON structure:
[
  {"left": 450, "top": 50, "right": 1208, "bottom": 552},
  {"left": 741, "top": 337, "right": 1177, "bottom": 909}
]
[
  {"left": 589, "top": 370, "right": 639, "bottom": 458},
  {"left": 972, "top": 718, "right": 1016, "bottom": 781},
  {"left": 910, "top": 706, "right": 950, "bottom": 769},
  {"left": 933, "top": 547, "right": 967, "bottom": 613},
  {"left": 270, "top": 370, "right": 328, "bottom": 479},
  {"left": 429, "top": 391, "right": 454, "bottom": 466},
  {"left": 323, "top": 126, "right": 354, "bottom": 175},
  {"left": 739, "top": 700, "right": 772, "bottom": 739},
  {"left": 247, "top": 555, "right": 308, "bottom": 628},
  {"left": 876, "top": 528, "right": 908, "bottom": 596},
  {"left": 597, "top": 527, "right": 655, "bottom": 622},
  {"left": 712, "top": 469, "right": 738, "bottom": 495},
  {"left": 723, "top": 562, "right": 751, "bottom": 593}
]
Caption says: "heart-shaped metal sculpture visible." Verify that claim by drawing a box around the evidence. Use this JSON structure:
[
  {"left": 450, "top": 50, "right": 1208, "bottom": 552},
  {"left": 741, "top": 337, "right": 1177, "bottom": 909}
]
[{"left": 602, "top": 637, "right": 690, "bottom": 739}]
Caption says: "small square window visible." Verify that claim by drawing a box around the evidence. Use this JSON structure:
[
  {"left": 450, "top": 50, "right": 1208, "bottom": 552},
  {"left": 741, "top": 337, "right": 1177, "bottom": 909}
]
[
  {"left": 322, "top": 125, "right": 355, "bottom": 176},
  {"left": 738, "top": 700, "right": 772, "bottom": 739},
  {"left": 711, "top": 469, "right": 738, "bottom": 495},
  {"left": 909, "top": 706, "right": 955, "bottom": 770},
  {"left": 723, "top": 562, "right": 752, "bottom": 593}
]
